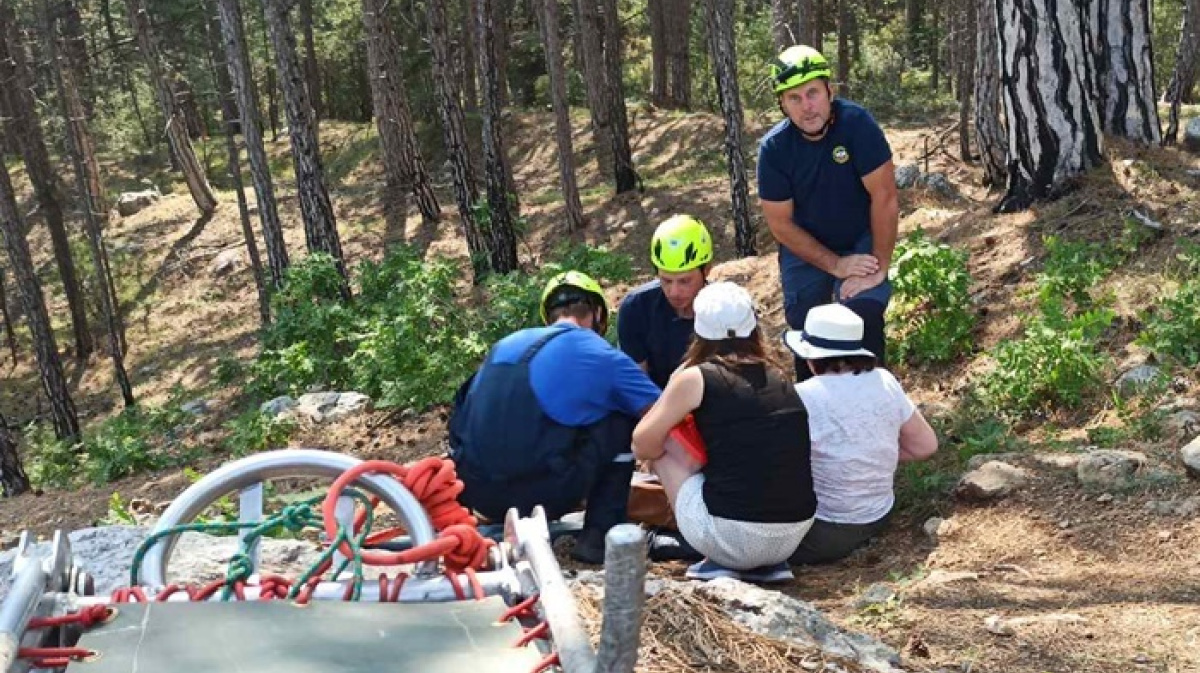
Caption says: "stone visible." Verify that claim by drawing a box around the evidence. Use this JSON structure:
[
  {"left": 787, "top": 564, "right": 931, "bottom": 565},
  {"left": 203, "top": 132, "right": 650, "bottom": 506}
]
[
  {"left": 209, "top": 248, "right": 243, "bottom": 278},
  {"left": 920, "top": 172, "right": 960, "bottom": 200},
  {"left": 922, "top": 517, "right": 944, "bottom": 541},
  {"left": 324, "top": 392, "right": 371, "bottom": 422},
  {"left": 260, "top": 395, "right": 297, "bottom": 418},
  {"left": 954, "top": 461, "right": 1029, "bottom": 502},
  {"left": 987, "top": 613, "right": 1086, "bottom": 636},
  {"left": 621, "top": 220, "right": 637, "bottom": 231},
  {"left": 1115, "top": 365, "right": 1162, "bottom": 396},
  {"left": 1182, "top": 435, "right": 1200, "bottom": 478},
  {"left": 291, "top": 392, "right": 372, "bottom": 423},
  {"left": 1184, "top": 117, "right": 1200, "bottom": 153},
  {"left": 1167, "top": 410, "right": 1200, "bottom": 439},
  {"left": 853, "top": 583, "right": 897, "bottom": 610},
  {"left": 1076, "top": 450, "right": 1147, "bottom": 490},
  {"left": 966, "top": 453, "right": 1024, "bottom": 471},
  {"left": 115, "top": 187, "right": 161, "bottom": 217},
  {"left": 1096, "top": 493, "right": 1114, "bottom": 504},
  {"left": 180, "top": 399, "right": 211, "bottom": 415},
  {"left": 1145, "top": 497, "right": 1200, "bottom": 516},
  {"left": 894, "top": 164, "right": 920, "bottom": 189}
]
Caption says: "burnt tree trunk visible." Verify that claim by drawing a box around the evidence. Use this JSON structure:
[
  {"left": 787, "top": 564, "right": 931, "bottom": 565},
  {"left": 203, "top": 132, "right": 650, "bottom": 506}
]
[
  {"left": 475, "top": 0, "right": 519, "bottom": 274},
  {"left": 0, "top": 267, "right": 16, "bottom": 364},
  {"left": 994, "top": 0, "right": 1103, "bottom": 212},
  {"left": 599, "top": 0, "right": 639, "bottom": 193},
  {"left": 535, "top": 0, "right": 585, "bottom": 231},
  {"left": 362, "top": 0, "right": 441, "bottom": 231},
  {"left": 0, "top": 147, "right": 79, "bottom": 442},
  {"left": 0, "top": 3, "right": 92, "bottom": 359},
  {"left": 460, "top": 0, "right": 478, "bottom": 112},
  {"left": 771, "top": 0, "right": 799, "bottom": 49},
  {"left": 974, "top": 0, "right": 1006, "bottom": 186},
  {"left": 427, "top": 0, "right": 488, "bottom": 280},
  {"left": 1086, "top": 0, "right": 1159, "bottom": 143},
  {"left": 127, "top": 0, "right": 218, "bottom": 215},
  {"left": 261, "top": 0, "right": 350, "bottom": 300},
  {"left": 664, "top": 0, "right": 692, "bottom": 109},
  {"left": 217, "top": 0, "right": 289, "bottom": 289},
  {"left": 1165, "top": 0, "right": 1200, "bottom": 143},
  {"left": 45, "top": 0, "right": 134, "bottom": 405},
  {"left": 0, "top": 418, "right": 29, "bottom": 497},
  {"left": 575, "top": 0, "right": 613, "bottom": 176},
  {"left": 706, "top": 0, "right": 754, "bottom": 257},
  {"left": 299, "top": 0, "right": 321, "bottom": 124}
]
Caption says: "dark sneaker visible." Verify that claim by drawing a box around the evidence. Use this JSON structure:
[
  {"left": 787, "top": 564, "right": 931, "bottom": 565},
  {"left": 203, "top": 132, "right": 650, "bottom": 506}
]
[
  {"left": 647, "top": 529, "right": 703, "bottom": 562},
  {"left": 739, "top": 562, "right": 794, "bottom": 584},
  {"left": 685, "top": 558, "right": 740, "bottom": 581},
  {"left": 569, "top": 528, "right": 606, "bottom": 565}
]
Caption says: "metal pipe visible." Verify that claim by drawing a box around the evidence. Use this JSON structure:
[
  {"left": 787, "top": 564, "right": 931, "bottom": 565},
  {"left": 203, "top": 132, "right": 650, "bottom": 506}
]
[
  {"left": 594, "top": 525, "right": 645, "bottom": 673},
  {"left": 516, "top": 513, "right": 597, "bottom": 673},
  {"left": 0, "top": 559, "right": 48, "bottom": 670},
  {"left": 141, "top": 450, "right": 438, "bottom": 588},
  {"left": 73, "top": 570, "right": 519, "bottom": 605}
]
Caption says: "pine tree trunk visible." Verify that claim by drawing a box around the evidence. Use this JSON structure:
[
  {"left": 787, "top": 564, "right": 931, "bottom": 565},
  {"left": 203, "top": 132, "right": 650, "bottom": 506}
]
[
  {"left": 599, "top": 0, "right": 638, "bottom": 193},
  {"left": 57, "top": 0, "right": 92, "bottom": 117},
  {"left": 475, "top": 0, "right": 519, "bottom": 274},
  {"left": 300, "top": 0, "right": 321, "bottom": 125},
  {"left": 259, "top": 14, "right": 280, "bottom": 140},
  {"left": 771, "top": 0, "right": 798, "bottom": 49},
  {"left": 0, "top": 150, "right": 80, "bottom": 443},
  {"left": 930, "top": 0, "right": 940, "bottom": 92},
  {"left": 798, "top": 0, "right": 818, "bottom": 46},
  {"left": 836, "top": 0, "right": 850, "bottom": 98},
  {"left": 907, "top": 0, "right": 923, "bottom": 62},
  {"left": 427, "top": 0, "right": 488, "bottom": 281},
  {"left": 957, "top": 0, "right": 976, "bottom": 161},
  {"left": 974, "top": 0, "right": 1006, "bottom": 186},
  {"left": 575, "top": 0, "right": 613, "bottom": 176},
  {"left": 492, "top": 0, "right": 512, "bottom": 108},
  {"left": 460, "top": 0, "right": 478, "bottom": 112},
  {"left": 44, "top": 0, "right": 134, "bottom": 405},
  {"left": 0, "top": 268, "right": 17, "bottom": 365},
  {"left": 204, "top": 0, "right": 269, "bottom": 327},
  {"left": 994, "top": 0, "right": 1103, "bottom": 212},
  {"left": 649, "top": 0, "right": 668, "bottom": 106},
  {"left": 362, "top": 0, "right": 441, "bottom": 230},
  {"left": 261, "top": 0, "right": 350, "bottom": 300},
  {"left": 217, "top": 0, "right": 289, "bottom": 290},
  {"left": 1164, "top": 0, "right": 1200, "bottom": 106},
  {"left": 0, "top": 3, "right": 92, "bottom": 359},
  {"left": 0, "top": 419, "right": 30, "bottom": 497},
  {"left": 535, "top": 0, "right": 585, "bottom": 231},
  {"left": 665, "top": 0, "right": 692, "bottom": 109},
  {"left": 126, "top": 0, "right": 218, "bottom": 215},
  {"left": 706, "top": 0, "right": 755, "bottom": 257},
  {"left": 1087, "top": 0, "right": 1160, "bottom": 143},
  {"left": 99, "top": 0, "right": 153, "bottom": 148}
]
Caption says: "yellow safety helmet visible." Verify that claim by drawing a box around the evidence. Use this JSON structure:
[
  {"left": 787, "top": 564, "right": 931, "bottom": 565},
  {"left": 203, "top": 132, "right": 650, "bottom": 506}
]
[
  {"left": 539, "top": 270, "right": 609, "bottom": 332},
  {"left": 770, "top": 45, "right": 831, "bottom": 94},
  {"left": 650, "top": 215, "right": 713, "bottom": 273}
]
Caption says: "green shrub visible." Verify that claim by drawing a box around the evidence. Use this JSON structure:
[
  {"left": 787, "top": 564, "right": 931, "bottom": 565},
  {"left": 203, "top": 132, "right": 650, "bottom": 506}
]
[
  {"left": 1138, "top": 279, "right": 1200, "bottom": 366},
  {"left": 1036, "top": 236, "right": 1114, "bottom": 308},
  {"left": 887, "top": 230, "right": 974, "bottom": 364},
  {"left": 24, "top": 423, "right": 79, "bottom": 489},
  {"left": 224, "top": 410, "right": 296, "bottom": 457},
  {"left": 979, "top": 303, "right": 1114, "bottom": 415}
]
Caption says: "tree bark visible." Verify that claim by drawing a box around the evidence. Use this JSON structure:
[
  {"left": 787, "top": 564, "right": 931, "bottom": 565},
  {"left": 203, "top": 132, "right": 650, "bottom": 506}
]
[
  {"left": 771, "top": 0, "right": 799, "bottom": 49},
  {"left": 261, "top": 0, "right": 350, "bottom": 300},
  {"left": 706, "top": 0, "right": 754, "bottom": 257},
  {"left": 798, "top": 0, "right": 818, "bottom": 47},
  {"left": 1165, "top": 0, "right": 1200, "bottom": 143},
  {"left": 0, "top": 418, "right": 30, "bottom": 497},
  {"left": 956, "top": 0, "right": 976, "bottom": 161},
  {"left": 664, "top": 0, "right": 692, "bottom": 109},
  {"left": 475, "top": 0, "right": 519, "bottom": 274},
  {"left": 835, "top": 0, "right": 850, "bottom": 98},
  {"left": 994, "top": 0, "right": 1103, "bottom": 212},
  {"left": 217, "top": 0, "right": 289, "bottom": 290},
  {"left": 460, "top": 0, "right": 478, "bottom": 112},
  {"left": 299, "top": 0, "right": 321, "bottom": 125},
  {"left": 259, "top": 13, "right": 280, "bottom": 140},
  {"left": 56, "top": 0, "right": 92, "bottom": 116},
  {"left": 99, "top": 0, "right": 153, "bottom": 148},
  {"left": 126, "top": 0, "right": 218, "bottom": 215},
  {"left": 974, "top": 0, "right": 1006, "bottom": 186},
  {"left": 599, "top": 0, "right": 638, "bottom": 192},
  {"left": 535, "top": 0, "right": 585, "bottom": 231},
  {"left": 44, "top": 0, "right": 134, "bottom": 405},
  {"left": 1086, "top": 0, "right": 1160, "bottom": 143},
  {"left": 575, "top": 0, "right": 613, "bottom": 176},
  {"left": 362, "top": 0, "right": 441, "bottom": 231},
  {"left": 648, "top": 0, "right": 668, "bottom": 106},
  {"left": 0, "top": 2, "right": 92, "bottom": 359},
  {"left": 906, "top": 0, "right": 923, "bottom": 62},
  {"left": 0, "top": 267, "right": 17, "bottom": 365},
  {"left": 427, "top": 0, "right": 489, "bottom": 281},
  {"left": 0, "top": 144, "right": 80, "bottom": 443}
]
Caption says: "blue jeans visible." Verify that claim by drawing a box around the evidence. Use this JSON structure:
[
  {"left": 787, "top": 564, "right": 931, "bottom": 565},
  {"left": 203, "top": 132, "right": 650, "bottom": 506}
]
[{"left": 780, "top": 232, "right": 890, "bottom": 379}]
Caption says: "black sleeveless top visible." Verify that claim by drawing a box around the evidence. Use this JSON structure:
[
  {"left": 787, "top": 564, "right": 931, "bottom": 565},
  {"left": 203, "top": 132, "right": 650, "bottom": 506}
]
[{"left": 693, "top": 361, "right": 816, "bottom": 523}]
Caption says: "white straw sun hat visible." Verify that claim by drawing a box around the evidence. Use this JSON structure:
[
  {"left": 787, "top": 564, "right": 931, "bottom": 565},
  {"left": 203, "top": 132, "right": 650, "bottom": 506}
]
[
  {"left": 693, "top": 282, "right": 757, "bottom": 340},
  {"left": 783, "top": 303, "right": 877, "bottom": 360}
]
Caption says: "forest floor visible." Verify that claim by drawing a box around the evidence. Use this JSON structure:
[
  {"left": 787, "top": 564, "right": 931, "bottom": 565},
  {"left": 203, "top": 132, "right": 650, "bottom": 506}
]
[{"left": 2, "top": 106, "right": 1200, "bottom": 672}]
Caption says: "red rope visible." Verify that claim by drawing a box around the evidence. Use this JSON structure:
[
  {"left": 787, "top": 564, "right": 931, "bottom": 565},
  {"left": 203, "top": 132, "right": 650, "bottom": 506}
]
[
  {"left": 514, "top": 621, "right": 550, "bottom": 648},
  {"left": 111, "top": 587, "right": 148, "bottom": 603},
  {"left": 498, "top": 594, "right": 541, "bottom": 623},
  {"left": 378, "top": 573, "right": 408, "bottom": 602},
  {"left": 257, "top": 574, "right": 292, "bottom": 600},
  {"left": 530, "top": 652, "right": 560, "bottom": 673},
  {"left": 18, "top": 646, "right": 94, "bottom": 667},
  {"left": 27, "top": 605, "right": 112, "bottom": 629}
]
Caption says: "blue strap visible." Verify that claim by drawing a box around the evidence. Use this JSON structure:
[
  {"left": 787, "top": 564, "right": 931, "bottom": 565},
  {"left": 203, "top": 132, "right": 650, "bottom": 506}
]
[
  {"left": 801, "top": 331, "right": 863, "bottom": 351},
  {"left": 518, "top": 325, "right": 573, "bottom": 364}
]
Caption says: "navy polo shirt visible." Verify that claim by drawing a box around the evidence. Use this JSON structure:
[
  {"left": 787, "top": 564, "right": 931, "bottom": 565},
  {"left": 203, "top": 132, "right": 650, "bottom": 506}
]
[
  {"left": 757, "top": 99, "right": 892, "bottom": 254},
  {"left": 617, "top": 280, "right": 695, "bottom": 389},
  {"left": 477, "top": 323, "right": 660, "bottom": 426}
]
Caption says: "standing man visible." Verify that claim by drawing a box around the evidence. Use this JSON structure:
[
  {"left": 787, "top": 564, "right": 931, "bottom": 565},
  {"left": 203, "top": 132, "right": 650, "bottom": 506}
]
[
  {"left": 756, "top": 45, "right": 899, "bottom": 380},
  {"left": 618, "top": 215, "right": 713, "bottom": 388},
  {"left": 448, "top": 271, "right": 660, "bottom": 564}
]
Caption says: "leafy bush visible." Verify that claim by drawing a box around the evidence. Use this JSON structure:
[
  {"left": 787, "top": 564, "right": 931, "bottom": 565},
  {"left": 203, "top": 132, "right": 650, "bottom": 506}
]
[
  {"left": 1036, "top": 236, "right": 1114, "bottom": 307},
  {"left": 250, "top": 244, "right": 633, "bottom": 411},
  {"left": 887, "top": 230, "right": 974, "bottom": 364},
  {"left": 223, "top": 410, "right": 296, "bottom": 457},
  {"left": 1137, "top": 279, "right": 1200, "bottom": 366},
  {"left": 978, "top": 303, "right": 1114, "bottom": 415}
]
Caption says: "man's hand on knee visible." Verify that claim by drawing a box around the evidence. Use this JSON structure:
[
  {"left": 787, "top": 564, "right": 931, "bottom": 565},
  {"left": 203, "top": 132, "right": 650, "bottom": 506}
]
[
  {"left": 839, "top": 270, "right": 886, "bottom": 299},
  {"left": 833, "top": 254, "right": 879, "bottom": 279}
]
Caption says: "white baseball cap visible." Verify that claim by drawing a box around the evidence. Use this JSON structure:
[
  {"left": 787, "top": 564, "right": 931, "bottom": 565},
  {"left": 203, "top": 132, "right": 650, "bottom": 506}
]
[
  {"left": 693, "top": 282, "right": 757, "bottom": 340},
  {"left": 784, "top": 303, "right": 877, "bottom": 360}
]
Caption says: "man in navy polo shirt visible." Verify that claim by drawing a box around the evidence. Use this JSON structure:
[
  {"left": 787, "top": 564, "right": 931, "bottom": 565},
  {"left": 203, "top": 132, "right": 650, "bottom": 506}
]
[
  {"left": 757, "top": 45, "right": 899, "bottom": 380},
  {"left": 618, "top": 215, "right": 714, "bottom": 388},
  {"left": 449, "top": 271, "right": 660, "bottom": 564}
]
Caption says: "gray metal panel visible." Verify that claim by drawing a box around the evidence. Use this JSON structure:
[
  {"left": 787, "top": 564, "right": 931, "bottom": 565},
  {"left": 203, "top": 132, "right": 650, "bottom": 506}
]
[{"left": 74, "top": 598, "right": 544, "bottom": 673}]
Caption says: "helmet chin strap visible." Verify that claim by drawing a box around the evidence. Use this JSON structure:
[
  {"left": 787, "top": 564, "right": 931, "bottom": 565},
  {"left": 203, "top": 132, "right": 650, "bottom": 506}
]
[{"left": 798, "top": 112, "right": 833, "bottom": 139}]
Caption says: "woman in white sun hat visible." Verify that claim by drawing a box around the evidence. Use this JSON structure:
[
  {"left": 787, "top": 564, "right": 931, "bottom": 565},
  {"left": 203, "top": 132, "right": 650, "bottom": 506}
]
[
  {"left": 633, "top": 282, "right": 815, "bottom": 584},
  {"left": 783, "top": 303, "right": 938, "bottom": 565}
]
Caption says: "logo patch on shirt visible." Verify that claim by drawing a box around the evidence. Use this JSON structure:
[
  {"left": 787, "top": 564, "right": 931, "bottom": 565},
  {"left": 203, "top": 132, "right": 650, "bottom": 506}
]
[{"left": 832, "top": 146, "right": 850, "bottom": 164}]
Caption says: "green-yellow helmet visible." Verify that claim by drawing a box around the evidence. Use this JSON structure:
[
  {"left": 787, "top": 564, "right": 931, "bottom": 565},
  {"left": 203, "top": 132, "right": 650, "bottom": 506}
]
[
  {"left": 650, "top": 215, "right": 713, "bottom": 273},
  {"left": 540, "top": 270, "right": 609, "bottom": 328},
  {"left": 770, "top": 45, "right": 831, "bottom": 94}
]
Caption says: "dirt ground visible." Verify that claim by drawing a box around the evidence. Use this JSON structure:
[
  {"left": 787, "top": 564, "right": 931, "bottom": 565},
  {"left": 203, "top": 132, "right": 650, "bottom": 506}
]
[{"left": 2, "top": 110, "right": 1200, "bottom": 673}]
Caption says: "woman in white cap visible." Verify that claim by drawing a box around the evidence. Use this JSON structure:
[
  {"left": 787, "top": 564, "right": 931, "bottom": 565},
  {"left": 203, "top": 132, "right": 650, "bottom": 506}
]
[
  {"left": 784, "top": 303, "right": 938, "bottom": 565},
  {"left": 633, "top": 282, "right": 815, "bottom": 583}
]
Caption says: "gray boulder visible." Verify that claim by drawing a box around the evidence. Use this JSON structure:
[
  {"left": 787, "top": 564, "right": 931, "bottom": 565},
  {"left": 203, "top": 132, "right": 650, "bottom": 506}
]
[
  {"left": 180, "top": 399, "right": 211, "bottom": 416},
  {"left": 919, "top": 172, "right": 960, "bottom": 200},
  {"left": 1182, "top": 435, "right": 1200, "bottom": 478},
  {"left": 115, "top": 187, "right": 161, "bottom": 217},
  {"left": 260, "top": 395, "right": 298, "bottom": 418},
  {"left": 294, "top": 391, "right": 372, "bottom": 423},
  {"left": 894, "top": 164, "right": 920, "bottom": 189},
  {"left": 1145, "top": 496, "right": 1200, "bottom": 517},
  {"left": 1184, "top": 117, "right": 1200, "bottom": 153},
  {"left": 210, "top": 248, "right": 243, "bottom": 278},
  {"left": 1115, "top": 365, "right": 1162, "bottom": 397},
  {"left": 954, "top": 461, "right": 1029, "bottom": 502},
  {"left": 1076, "top": 449, "right": 1147, "bottom": 490}
]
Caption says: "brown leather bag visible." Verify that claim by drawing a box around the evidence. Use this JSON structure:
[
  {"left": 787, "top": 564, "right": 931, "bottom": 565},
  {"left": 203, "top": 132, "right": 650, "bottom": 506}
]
[{"left": 627, "top": 472, "right": 677, "bottom": 530}]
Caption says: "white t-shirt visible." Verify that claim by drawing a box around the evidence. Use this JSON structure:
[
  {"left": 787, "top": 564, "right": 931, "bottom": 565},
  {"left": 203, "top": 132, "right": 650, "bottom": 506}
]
[{"left": 795, "top": 368, "right": 915, "bottom": 524}]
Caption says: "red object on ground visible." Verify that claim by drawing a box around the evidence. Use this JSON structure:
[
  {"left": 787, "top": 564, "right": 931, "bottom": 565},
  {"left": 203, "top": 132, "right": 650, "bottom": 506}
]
[{"left": 669, "top": 414, "right": 708, "bottom": 466}]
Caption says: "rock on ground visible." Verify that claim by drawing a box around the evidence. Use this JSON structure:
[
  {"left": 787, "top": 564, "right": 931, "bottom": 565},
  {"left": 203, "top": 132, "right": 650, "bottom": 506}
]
[
  {"left": 954, "top": 461, "right": 1029, "bottom": 502},
  {"left": 1181, "top": 435, "right": 1200, "bottom": 478},
  {"left": 1076, "top": 450, "right": 1148, "bottom": 490}
]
